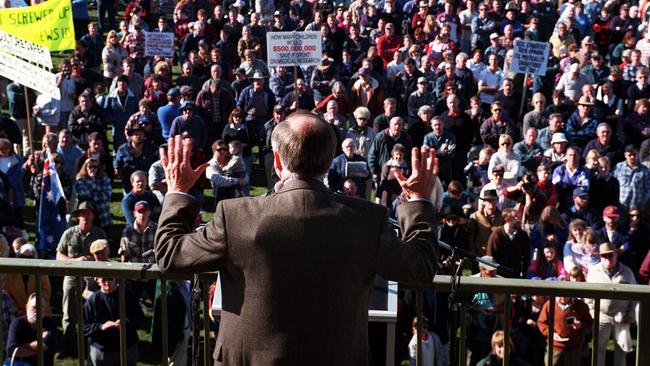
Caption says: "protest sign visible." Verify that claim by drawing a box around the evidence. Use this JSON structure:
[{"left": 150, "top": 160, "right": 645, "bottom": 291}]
[
  {"left": 0, "top": 50, "right": 59, "bottom": 99},
  {"left": 511, "top": 40, "right": 550, "bottom": 76},
  {"left": 144, "top": 31, "right": 174, "bottom": 57},
  {"left": 0, "top": 29, "right": 52, "bottom": 68},
  {"left": 266, "top": 31, "right": 322, "bottom": 67},
  {"left": 0, "top": 0, "right": 75, "bottom": 51}
]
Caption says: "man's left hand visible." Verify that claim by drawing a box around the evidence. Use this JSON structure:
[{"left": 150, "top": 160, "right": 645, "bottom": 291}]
[{"left": 161, "top": 136, "right": 209, "bottom": 193}]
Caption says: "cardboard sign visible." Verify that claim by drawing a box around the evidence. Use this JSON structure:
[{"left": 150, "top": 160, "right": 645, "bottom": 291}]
[
  {"left": 0, "top": 29, "right": 51, "bottom": 68},
  {"left": 144, "top": 31, "right": 174, "bottom": 57},
  {"left": 511, "top": 39, "right": 550, "bottom": 76},
  {"left": 0, "top": 50, "right": 59, "bottom": 99},
  {"left": 266, "top": 31, "right": 322, "bottom": 67}
]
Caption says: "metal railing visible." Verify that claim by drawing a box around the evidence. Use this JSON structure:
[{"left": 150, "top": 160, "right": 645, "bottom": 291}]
[{"left": 0, "top": 258, "right": 649, "bottom": 366}]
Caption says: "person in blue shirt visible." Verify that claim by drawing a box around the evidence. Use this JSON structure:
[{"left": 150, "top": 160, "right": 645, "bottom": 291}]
[
  {"left": 565, "top": 96, "right": 600, "bottom": 149},
  {"left": 552, "top": 146, "right": 590, "bottom": 212},
  {"left": 169, "top": 101, "right": 208, "bottom": 152},
  {"left": 156, "top": 87, "right": 181, "bottom": 140}
]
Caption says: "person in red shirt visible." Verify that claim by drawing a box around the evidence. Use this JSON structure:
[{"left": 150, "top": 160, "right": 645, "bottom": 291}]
[{"left": 377, "top": 23, "right": 402, "bottom": 68}]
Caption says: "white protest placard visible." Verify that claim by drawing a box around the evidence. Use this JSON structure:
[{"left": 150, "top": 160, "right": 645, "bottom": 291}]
[
  {"left": 144, "top": 31, "right": 174, "bottom": 57},
  {"left": 0, "top": 30, "right": 52, "bottom": 68},
  {"left": 511, "top": 39, "right": 550, "bottom": 76},
  {"left": 266, "top": 31, "right": 322, "bottom": 67},
  {"left": 0, "top": 50, "right": 59, "bottom": 99}
]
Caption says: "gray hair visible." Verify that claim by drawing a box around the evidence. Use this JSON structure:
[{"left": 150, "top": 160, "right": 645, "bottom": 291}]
[
  {"left": 353, "top": 107, "right": 371, "bottom": 119},
  {"left": 418, "top": 105, "right": 434, "bottom": 117}
]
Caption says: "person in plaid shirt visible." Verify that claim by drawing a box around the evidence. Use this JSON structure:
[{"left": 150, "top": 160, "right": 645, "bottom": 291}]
[
  {"left": 118, "top": 200, "right": 156, "bottom": 263},
  {"left": 119, "top": 200, "right": 157, "bottom": 312},
  {"left": 122, "top": 23, "right": 146, "bottom": 74},
  {"left": 74, "top": 158, "right": 112, "bottom": 231}
]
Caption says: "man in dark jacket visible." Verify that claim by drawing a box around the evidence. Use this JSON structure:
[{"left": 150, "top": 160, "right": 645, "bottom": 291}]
[{"left": 155, "top": 112, "right": 438, "bottom": 365}]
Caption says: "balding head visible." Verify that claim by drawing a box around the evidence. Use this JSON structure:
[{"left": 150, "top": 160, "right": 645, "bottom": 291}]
[{"left": 271, "top": 112, "right": 336, "bottom": 178}]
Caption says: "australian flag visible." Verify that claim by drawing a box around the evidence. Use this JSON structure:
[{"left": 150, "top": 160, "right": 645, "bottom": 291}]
[{"left": 38, "top": 158, "right": 65, "bottom": 259}]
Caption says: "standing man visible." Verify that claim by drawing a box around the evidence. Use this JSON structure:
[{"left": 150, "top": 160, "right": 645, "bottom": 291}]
[
  {"left": 155, "top": 112, "right": 438, "bottom": 365},
  {"left": 586, "top": 243, "right": 637, "bottom": 366},
  {"left": 157, "top": 88, "right": 182, "bottom": 140},
  {"left": 614, "top": 145, "right": 650, "bottom": 211},
  {"left": 56, "top": 202, "right": 107, "bottom": 358}
]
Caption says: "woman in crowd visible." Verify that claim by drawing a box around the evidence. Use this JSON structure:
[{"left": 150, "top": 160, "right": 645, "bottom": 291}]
[
  {"left": 564, "top": 225, "right": 600, "bottom": 276},
  {"left": 222, "top": 108, "right": 257, "bottom": 177},
  {"left": 101, "top": 30, "right": 128, "bottom": 84},
  {"left": 488, "top": 134, "right": 521, "bottom": 187},
  {"left": 527, "top": 239, "right": 567, "bottom": 280},
  {"left": 624, "top": 98, "right": 650, "bottom": 147}
]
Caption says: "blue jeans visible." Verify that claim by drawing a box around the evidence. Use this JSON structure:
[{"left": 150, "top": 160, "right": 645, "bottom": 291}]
[{"left": 97, "top": 0, "right": 117, "bottom": 36}]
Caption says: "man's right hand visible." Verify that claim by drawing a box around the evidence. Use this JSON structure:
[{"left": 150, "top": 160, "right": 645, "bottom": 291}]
[
  {"left": 394, "top": 146, "right": 438, "bottom": 200},
  {"left": 161, "top": 136, "right": 209, "bottom": 193}
]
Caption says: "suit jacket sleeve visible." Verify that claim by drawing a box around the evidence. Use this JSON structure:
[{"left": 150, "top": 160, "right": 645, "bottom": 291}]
[
  {"left": 155, "top": 193, "right": 228, "bottom": 273},
  {"left": 375, "top": 200, "right": 438, "bottom": 284}
]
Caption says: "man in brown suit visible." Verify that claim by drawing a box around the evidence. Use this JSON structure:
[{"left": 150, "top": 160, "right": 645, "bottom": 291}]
[{"left": 155, "top": 112, "right": 439, "bottom": 365}]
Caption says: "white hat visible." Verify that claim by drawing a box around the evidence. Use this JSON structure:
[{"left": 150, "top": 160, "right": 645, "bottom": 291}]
[{"left": 551, "top": 133, "right": 568, "bottom": 144}]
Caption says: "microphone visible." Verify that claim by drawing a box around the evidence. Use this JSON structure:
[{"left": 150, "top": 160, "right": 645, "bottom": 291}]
[{"left": 387, "top": 218, "right": 515, "bottom": 277}]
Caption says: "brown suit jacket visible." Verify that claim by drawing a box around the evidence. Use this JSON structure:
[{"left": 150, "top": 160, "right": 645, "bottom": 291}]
[{"left": 155, "top": 178, "right": 437, "bottom": 365}]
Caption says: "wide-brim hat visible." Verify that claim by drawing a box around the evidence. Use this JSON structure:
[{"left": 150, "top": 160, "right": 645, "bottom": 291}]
[
  {"left": 578, "top": 96, "right": 595, "bottom": 106},
  {"left": 551, "top": 132, "right": 568, "bottom": 144},
  {"left": 598, "top": 242, "right": 620, "bottom": 256},
  {"left": 319, "top": 56, "right": 334, "bottom": 69},
  {"left": 73, "top": 201, "right": 95, "bottom": 216},
  {"left": 127, "top": 123, "right": 146, "bottom": 135},
  {"left": 479, "top": 189, "right": 498, "bottom": 201}
]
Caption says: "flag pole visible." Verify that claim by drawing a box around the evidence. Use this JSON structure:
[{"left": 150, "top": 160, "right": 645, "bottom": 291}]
[{"left": 23, "top": 85, "right": 34, "bottom": 154}]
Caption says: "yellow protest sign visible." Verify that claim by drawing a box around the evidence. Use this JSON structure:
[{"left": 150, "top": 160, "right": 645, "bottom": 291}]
[{"left": 0, "top": 0, "right": 74, "bottom": 51}]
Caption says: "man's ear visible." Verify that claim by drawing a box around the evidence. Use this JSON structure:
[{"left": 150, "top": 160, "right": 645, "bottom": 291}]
[{"left": 273, "top": 151, "right": 283, "bottom": 178}]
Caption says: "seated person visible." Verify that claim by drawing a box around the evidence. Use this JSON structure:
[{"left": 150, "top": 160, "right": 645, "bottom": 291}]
[
  {"left": 83, "top": 277, "right": 143, "bottom": 366},
  {"left": 6, "top": 293, "right": 59, "bottom": 366},
  {"left": 4, "top": 244, "right": 51, "bottom": 315},
  {"left": 221, "top": 140, "right": 248, "bottom": 197}
]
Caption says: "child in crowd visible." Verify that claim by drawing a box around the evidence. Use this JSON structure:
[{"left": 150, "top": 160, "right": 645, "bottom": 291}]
[{"left": 222, "top": 140, "right": 248, "bottom": 197}]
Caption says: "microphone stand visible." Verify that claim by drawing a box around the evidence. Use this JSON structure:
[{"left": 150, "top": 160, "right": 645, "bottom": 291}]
[
  {"left": 387, "top": 219, "right": 514, "bottom": 366},
  {"left": 438, "top": 240, "right": 513, "bottom": 366}
]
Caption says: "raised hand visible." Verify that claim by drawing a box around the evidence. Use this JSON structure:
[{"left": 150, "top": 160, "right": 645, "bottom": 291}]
[
  {"left": 394, "top": 146, "right": 438, "bottom": 200},
  {"left": 160, "top": 135, "right": 209, "bottom": 193}
]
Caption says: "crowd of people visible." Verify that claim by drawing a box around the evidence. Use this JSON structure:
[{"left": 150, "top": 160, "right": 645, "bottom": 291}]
[{"left": 0, "top": 0, "right": 648, "bottom": 364}]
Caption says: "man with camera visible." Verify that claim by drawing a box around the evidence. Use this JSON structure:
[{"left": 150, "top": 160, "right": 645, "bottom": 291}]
[{"left": 502, "top": 173, "right": 548, "bottom": 228}]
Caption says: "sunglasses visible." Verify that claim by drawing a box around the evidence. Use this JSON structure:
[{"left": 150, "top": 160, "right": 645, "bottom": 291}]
[
  {"left": 601, "top": 253, "right": 614, "bottom": 259},
  {"left": 216, "top": 148, "right": 227, "bottom": 152}
]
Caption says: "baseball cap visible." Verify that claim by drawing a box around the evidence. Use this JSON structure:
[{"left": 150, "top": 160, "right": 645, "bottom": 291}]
[
  {"left": 135, "top": 201, "right": 151, "bottom": 212},
  {"left": 603, "top": 205, "right": 620, "bottom": 219},
  {"left": 167, "top": 87, "right": 181, "bottom": 97},
  {"left": 572, "top": 186, "right": 589, "bottom": 199}
]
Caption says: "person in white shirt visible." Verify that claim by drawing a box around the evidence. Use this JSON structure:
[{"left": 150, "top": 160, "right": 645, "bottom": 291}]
[
  {"left": 408, "top": 317, "right": 446, "bottom": 366},
  {"left": 477, "top": 54, "right": 504, "bottom": 106}
]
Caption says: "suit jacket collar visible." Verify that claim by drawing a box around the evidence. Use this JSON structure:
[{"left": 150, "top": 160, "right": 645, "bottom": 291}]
[{"left": 275, "top": 177, "right": 329, "bottom": 194}]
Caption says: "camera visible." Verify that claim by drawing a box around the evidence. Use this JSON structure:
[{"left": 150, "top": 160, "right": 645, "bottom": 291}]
[{"left": 565, "top": 316, "right": 576, "bottom": 325}]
